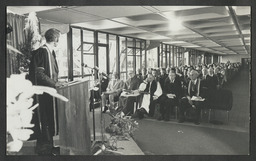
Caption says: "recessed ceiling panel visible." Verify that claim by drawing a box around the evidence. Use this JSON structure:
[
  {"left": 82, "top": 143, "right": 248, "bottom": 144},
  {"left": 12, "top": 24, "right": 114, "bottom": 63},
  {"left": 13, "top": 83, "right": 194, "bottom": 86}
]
[
  {"left": 112, "top": 13, "right": 168, "bottom": 27},
  {"left": 37, "top": 9, "right": 103, "bottom": 23},
  {"left": 7, "top": 6, "right": 60, "bottom": 15},
  {"left": 151, "top": 6, "right": 209, "bottom": 12},
  {"left": 233, "top": 6, "right": 250, "bottom": 16},
  {"left": 72, "top": 20, "right": 127, "bottom": 30},
  {"left": 72, "top": 6, "right": 152, "bottom": 19}
]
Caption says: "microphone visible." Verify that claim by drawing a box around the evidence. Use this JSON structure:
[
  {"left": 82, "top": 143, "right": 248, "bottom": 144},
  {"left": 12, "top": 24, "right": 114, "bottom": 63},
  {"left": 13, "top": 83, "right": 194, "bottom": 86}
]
[{"left": 82, "top": 63, "right": 99, "bottom": 71}]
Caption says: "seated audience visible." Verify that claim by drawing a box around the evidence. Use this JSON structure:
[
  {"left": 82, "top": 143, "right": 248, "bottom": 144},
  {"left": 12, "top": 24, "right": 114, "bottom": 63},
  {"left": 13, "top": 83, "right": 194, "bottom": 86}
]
[
  {"left": 89, "top": 72, "right": 109, "bottom": 111},
  {"left": 152, "top": 69, "right": 160, "bottom": 82},
  {"left": 102, "top": 72, "right": 125, "bottom": 113},
  {"left": 159, "top": 70, "right": 182, "bottom": 121},
  {"left": 136, "top": 68, "right": 142, "bottom": 80},
  {"left": 141, "top": 67, "right": 148, "bottom": 80},
  {"left": 118, "top": 70, "right": 142, "bottom": 115},
  {"left": 178, "top": 70, "right": 206, "bottom": 125},
  {"left": 132, "top": 74, "right": 162, "bottom": 119},
  {"left": 206, "top": 68, "right": 218, "bottom": 91},
  {"left": 159, "top": 68, "right": 168, "bottom": 90}
]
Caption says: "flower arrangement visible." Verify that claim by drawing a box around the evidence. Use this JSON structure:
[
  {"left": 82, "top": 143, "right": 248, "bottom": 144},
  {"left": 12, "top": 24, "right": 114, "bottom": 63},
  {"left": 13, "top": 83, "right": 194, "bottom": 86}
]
[
  {"left": 91, "top": 113, "right": 139, "bottom": 155},
  {"left": 106, "top": 114, "right": 139, "bottom": 138},
  {"left": 6, "top": 73, "right": 68, "bottom": 154},
  {"left": 18, "top": 12, "right": 42, "bottom": 73}
]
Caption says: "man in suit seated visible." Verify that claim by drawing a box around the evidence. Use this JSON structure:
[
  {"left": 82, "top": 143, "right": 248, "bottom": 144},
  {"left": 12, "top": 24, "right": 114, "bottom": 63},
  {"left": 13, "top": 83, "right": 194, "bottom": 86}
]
[
  {"left": 132, "top": 74, "right": 163, "bottom": 119},
  {"left": 178, "top": 70, "right": 206, "bottom": 125},
  {"left": 159, "top": 70, "right": 182, "bottom": 121},
  {"left": 118, "top": 70, "right": 142, "bottom": 115},
  {"left": 159, "top": 68, "right": 168, "bottom": 90},
  {"left": 102, "top": 72, "right": 125, "bottom": 113},
  {"left": 89, "top": 72, "right": 109, "bottom": 111}
]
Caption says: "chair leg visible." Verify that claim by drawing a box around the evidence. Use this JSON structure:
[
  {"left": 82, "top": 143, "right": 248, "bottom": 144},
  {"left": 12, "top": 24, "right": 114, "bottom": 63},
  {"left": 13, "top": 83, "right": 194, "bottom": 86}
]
[
  {"left": 208, "top": 109, "right": 211, "bottom": 123},
  {"left": 200, "top": 109, "right": 203, "bottom": 121},
  {"left": 175, "top": 106, "right": 178, "bottom": 120},
  {"left": 227, "top": 111, "right": 229, "bottom": 124}
]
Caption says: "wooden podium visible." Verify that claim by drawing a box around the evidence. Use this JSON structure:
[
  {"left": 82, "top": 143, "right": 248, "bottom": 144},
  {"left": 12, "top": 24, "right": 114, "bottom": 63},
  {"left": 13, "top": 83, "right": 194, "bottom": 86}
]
[{"left": 57, "top": 80, "right": 91, "bottom": 155}]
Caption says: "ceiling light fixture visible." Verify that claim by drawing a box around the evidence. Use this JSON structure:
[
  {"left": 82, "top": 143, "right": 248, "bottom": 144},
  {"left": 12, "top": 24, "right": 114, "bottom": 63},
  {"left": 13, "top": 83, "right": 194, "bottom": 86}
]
[
  {"left": 158, "top": 12, "right": 184, "bottom": 31},
  {"left": 168, "top": 18, "right": 183, "bottom": 31}
]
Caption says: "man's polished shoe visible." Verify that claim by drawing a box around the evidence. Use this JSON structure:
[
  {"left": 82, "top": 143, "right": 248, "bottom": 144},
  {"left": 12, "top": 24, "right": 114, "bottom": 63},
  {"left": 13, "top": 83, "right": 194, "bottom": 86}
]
[
  {"left": 51, "top": 147, "right": 60, "bottom": 156},
  {"left": 157, "top": 116, "right": 163, "bottom": 121},
  {"left": 178, "top": 119, "right": 185, "bottom": 123},
  {"left": 102, "top": 106, "right": 108, "bottom": 113},
  {"left": 194, "top": 121, "right": 200, "bottom": 125}
]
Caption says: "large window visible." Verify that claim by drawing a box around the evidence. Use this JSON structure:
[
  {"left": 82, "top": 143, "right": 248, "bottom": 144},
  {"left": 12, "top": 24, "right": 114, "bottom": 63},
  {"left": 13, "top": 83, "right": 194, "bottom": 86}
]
[
  {"left": 119, "top": 37, "right": 127, "bottom": 80},
  {"left": 72, "top": 28, "right": 82, "bottom": 77},
  {"left": 109, "top": 35, "right": 117, "bottom": 74},
  {"left": 147, "top": 47, "right": 158, "bottom": 68},
  {"left": 56, "top": 34, "right": 68, "bottom": 81}
]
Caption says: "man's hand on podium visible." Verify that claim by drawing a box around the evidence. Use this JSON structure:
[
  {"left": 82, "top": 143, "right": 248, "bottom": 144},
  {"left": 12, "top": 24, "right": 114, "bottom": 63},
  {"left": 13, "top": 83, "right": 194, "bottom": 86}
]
[{"left": 55, "top": 81, "right": 67, "bottom": 88}]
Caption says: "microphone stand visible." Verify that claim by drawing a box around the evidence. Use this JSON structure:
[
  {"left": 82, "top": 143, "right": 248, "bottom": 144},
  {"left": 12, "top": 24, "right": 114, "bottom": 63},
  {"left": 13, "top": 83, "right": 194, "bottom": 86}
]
[{"left": 83, "top": 64, "right": 105, "bottom": 153}]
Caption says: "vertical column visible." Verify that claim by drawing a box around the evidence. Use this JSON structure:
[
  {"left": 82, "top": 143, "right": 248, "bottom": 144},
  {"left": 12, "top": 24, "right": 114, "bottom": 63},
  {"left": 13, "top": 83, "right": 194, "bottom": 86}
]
[
  {"left": 144, "top": 40, "right": 147, "bottom": 68},
  {"left": 67, "top": 26, "right": 73, "bottom": 81},
  {"left": 133, "top": 39, "right": 136, "bottom": 71},
  {"left": 211, "top": 54, "right": 214, "bottom": 64},
  {"left": 94, "top": 31, "right": 98, "bottom": 79},
  {"left": 172, "top": 46, "right": 174, "bottom": 67},
  {"left": 116, "top": 35, "right": 120, "bottom": 77},
  {"left": 140, "top": 41, "right": 142, "bottom": 69},
  {"left": 106, "top": 34, "right": 110, "bottom": 74},
  {"left": 165, "top": 44, "right": 168, "bottom": 68},
  {"left": 157, "top": 46, "right": 160, "bottom": 68},
  {"left": 81, "top": 29, "right": 84, "bottom": 78},
  {"left": 125, "top": 37, "right": 128, "bottom": 78}
]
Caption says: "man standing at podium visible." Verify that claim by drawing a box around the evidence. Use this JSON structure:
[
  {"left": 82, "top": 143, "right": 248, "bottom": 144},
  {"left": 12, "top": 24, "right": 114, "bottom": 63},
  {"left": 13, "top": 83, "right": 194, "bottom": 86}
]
[{"left": 29, "top": 28, "right": 63, "bottom": 155}]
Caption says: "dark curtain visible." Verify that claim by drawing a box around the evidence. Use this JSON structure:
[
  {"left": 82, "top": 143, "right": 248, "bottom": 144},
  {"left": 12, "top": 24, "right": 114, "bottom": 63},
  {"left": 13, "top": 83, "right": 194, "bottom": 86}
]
[{"left": 6, "top": 13, "right": 26, "bottom": 77}]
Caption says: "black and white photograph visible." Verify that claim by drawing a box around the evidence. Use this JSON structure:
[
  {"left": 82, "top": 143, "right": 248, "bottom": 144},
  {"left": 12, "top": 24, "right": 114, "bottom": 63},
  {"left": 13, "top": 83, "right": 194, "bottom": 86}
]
[{"left": 4, "top": 4, "right": 253, "bottom": 158}]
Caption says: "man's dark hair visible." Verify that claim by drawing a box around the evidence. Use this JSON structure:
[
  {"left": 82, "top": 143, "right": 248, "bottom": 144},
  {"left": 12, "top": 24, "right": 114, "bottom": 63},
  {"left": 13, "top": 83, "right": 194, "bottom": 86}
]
[{"left": 45, "top": 28, "right": 61, "bottom": 43}]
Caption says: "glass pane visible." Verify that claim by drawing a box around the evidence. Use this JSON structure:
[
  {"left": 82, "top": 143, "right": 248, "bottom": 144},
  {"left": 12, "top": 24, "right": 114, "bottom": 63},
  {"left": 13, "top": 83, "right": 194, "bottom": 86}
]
[
  {"left": 136, "top": 40, "right": 141, "bottom": 48},
  {"left": 136, "top": 55, "right": 141, "bottom": 71},
  {"left": 83, "top": 55, "right": 94, "bottom": 75},
  {"left": 147, "top": 47, "right": 158, "bottom": 68},
  {"left": 83, "top": 30, "right": 94, "bottom": 43},
  {"left": 98, "top": 32, "right": 107, "bottom": 44},
  {"left": 120, "top": 72, "right": 127, "bottom": 80},
  {"left": 127, "top": 56, "right": 134, "bottom": 71},
  {"left": 120, "top": 37, "right": 127, "bottom": 74},
  {"left": 167, "top": 52, "right": 170, "bottom": 67},
  {"left": 56, "top": 34, "right": 68, "bottom": 80},
  {"left": 72, "top": 28, "right": 82, "bottom": 76},
  {"left": 98, "top": 46, "right": 107, "bottom": 73},
  {"left": 109, "top": 35, "right": 117, "bottom": 73},
  {"left": 80, "top": 43, "right": 94, "bottom": 54},
  {"left": 142, "top": 51, "right": 146, "bottom": 68},
  {"left": 162, "top": 52, "right": 166, "bottom": 68}
]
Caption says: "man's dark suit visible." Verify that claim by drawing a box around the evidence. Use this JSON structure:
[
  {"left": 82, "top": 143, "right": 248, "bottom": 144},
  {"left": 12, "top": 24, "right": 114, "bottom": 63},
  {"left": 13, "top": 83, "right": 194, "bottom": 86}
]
[
  {"left": 179, "top": 79, "right": 206, "bottom": 124},
  {"left": 160, "top": 77, "right": 182, "bottom": 120}
]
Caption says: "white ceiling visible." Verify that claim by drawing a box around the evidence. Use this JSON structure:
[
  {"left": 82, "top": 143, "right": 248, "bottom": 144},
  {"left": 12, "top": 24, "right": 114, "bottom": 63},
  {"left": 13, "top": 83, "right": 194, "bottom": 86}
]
[{"left": 8, "top": 6, "right": 251, "bottom": 55}]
